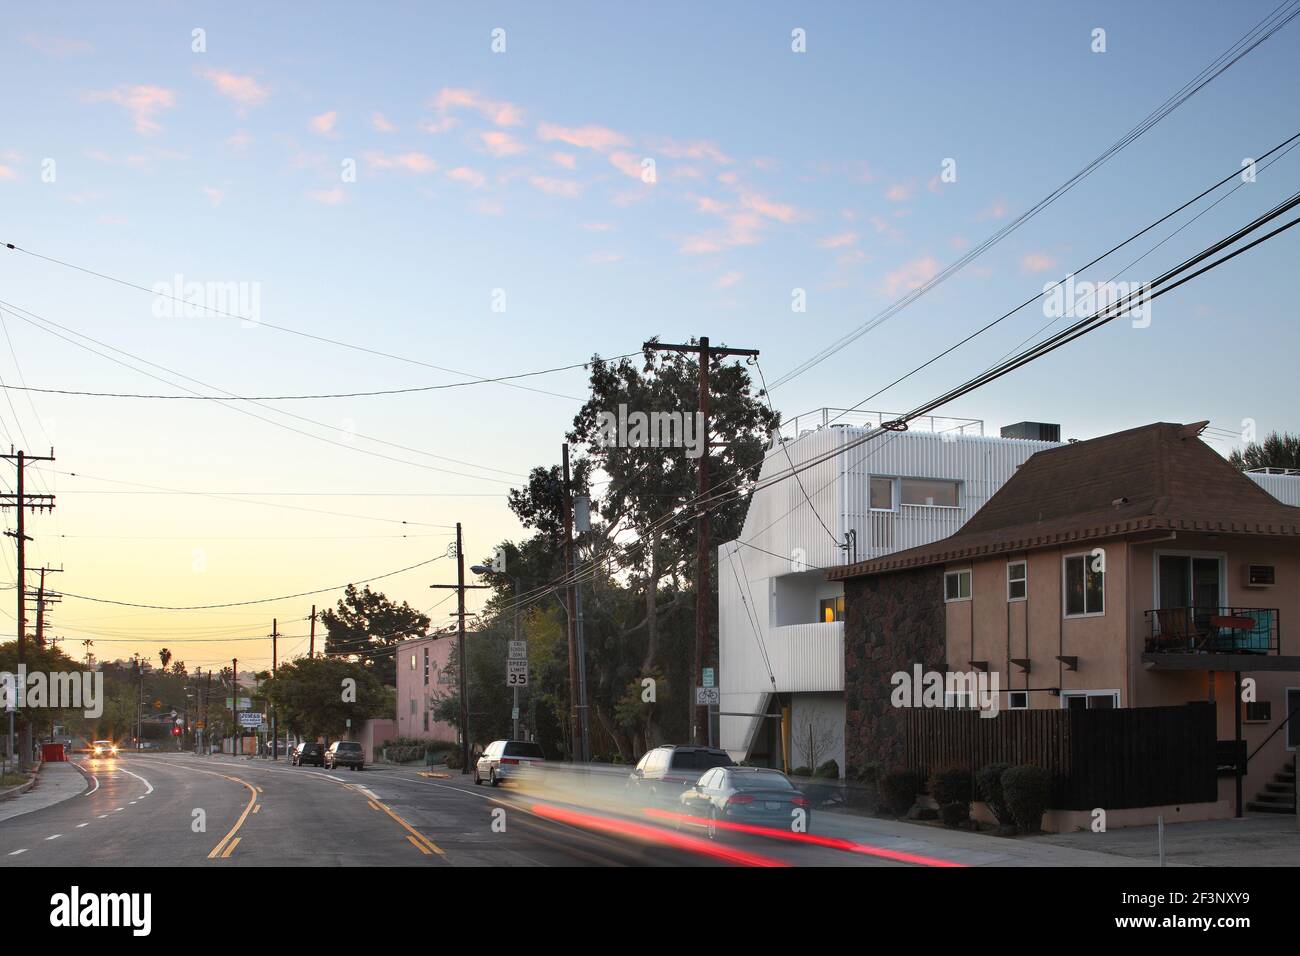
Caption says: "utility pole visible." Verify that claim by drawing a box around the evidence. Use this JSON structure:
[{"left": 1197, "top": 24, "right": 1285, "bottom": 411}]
[
  {"left": 230, "top": 658, "right": 238, "bottom": 757},
  {"left": 560, "top": 445, "right": 582, "bottom": 761},
  {"left": 643, "top": 339, "right": 759, "bottom": 745},
  {"left": 202, "top": 668, "right": 212, "bottom": 755},
  {"left": 29, "top": 566, "right": 62, "bottom": 648},
  {"left": 309, "top": 604, "right": 316, "bottom": 658},
  {"left": 1, "top": 448, "right": 55, "bottom": 770},
  {"left": 271, "top": 619, "right": 278, "bottom": 760},
  {"left": 430, "top": 527, "right": 489, "bottom": 773}
]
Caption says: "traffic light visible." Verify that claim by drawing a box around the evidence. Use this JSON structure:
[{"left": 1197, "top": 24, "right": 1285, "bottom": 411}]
[{"left": 172, "top": 726, "right": 181, "bottom": 736}]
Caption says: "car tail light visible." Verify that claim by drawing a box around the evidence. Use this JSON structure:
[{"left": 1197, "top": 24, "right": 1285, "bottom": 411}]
[
  {"left": 501, "top": 758, "right": 519, "bottom": 765},
  {"left": 726, "top": 795, "right": 754, "bottom": 806},
  {"left": 791, "top": 795, "right": 809, "bottom": 807}
]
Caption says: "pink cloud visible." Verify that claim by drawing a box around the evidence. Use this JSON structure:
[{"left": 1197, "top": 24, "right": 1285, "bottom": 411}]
[
  {"left": 86, "top": 84, "right": 177, "bottom": 134},
  {"left": 551, "top": 152, "right": 577, "bottom": 169},
  {"left": 372, "top": 112, "right": 397, "bottom": 133},
  {"left": 529, "top": 175, "right": 581, "bottom": 198},
  {"left": 714, "top": 271, "right": 743, "bottom": 288},
  {"left": 978, "top": 197, "right": 1009, "bottom": 220},
  {"left": 479, "top": 130, "right": 527, "bottom": 158},
  {"left": 608, "top": 151, "right": 646, "bottom": 179},
  {"left": 23, "top": 34, "right": 91, "bottom": 56},
  {"left": 883, "top": 255, "right": 940, "bottom": 297},
  {"left": 0, "top": 165, "right": 17, "bottom": 181},
  {"left": 1020, "top": 252, "right": 1057, "bottom": 273},
  {"left": 198, "top": 69, "right": 268, "bottom": 107},
  {"left": 201, "top": 185, "right": 224, "bottom": 206},
  {"left": 446, "top": 166, "right": 486, "bottom": 188},
  {"left": 432, "top": 88, "right": 523, "bottom": 127},
  {"left": 738, "top": 191, "right": 797, "bottom": 224},
  {"left": 885, "top": 183, "right": 912, "bottom": 202},
  {"left": 310, "top": 110, "right": 338, "bottom": 135},
  {"left": 309, "top": 187, "right": 346, "bottom": 205},
  {"left": 366, "top": 151, "right": 438, "bottom": 173},
  {"left": 537, "top": 122, "right": 629, "bottom": 152},
  {"left": 585, "top": 251, "right": 623, "bottom": 264},
  {"left": 654, "top": 139, "right": 732, "bottom": 164},
  {"left": 818, "top": 231, "right": 858, "bottom": 249}
]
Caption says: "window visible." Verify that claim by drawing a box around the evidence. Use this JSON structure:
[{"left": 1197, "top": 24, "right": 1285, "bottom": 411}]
[
  {"left": 1064, "top": 552, "right": 1105, "bottom": 616},
  {"left": 1008, "top": 691, "right": 1029, "bottom": 710},
  {"left": 1007, "top": 561, "right": 1027, "bottom": 601},
  {"left": 819, "top": 596, "right": 845, "bottom": 622},
  {"left": 423, "top": 647, "right": 429, "bottom": 686},
  {"left": 944, "top": 690, "right": 976, "bottom": 709},
  {"left": 870, "top": 477, "right": 895, "bottom": 511},
  {"left": 1244, "top": 701, "right": 1271, "bottom": 723},
  {"left": 410, "top": 654, "right": 417, "bottom": 670},
  {"left": 944, "top": 569, "right": 971, "bottom": 602},
  {"left": 423, "top": 708, "right": 429, "bottom": 731},
  {"left": 409, "top": 698, "right": 417, "bottom": 715},
  {"left": 900, "top": 478, "right": 959, "bottom": 508},
  {"left": 1062, "top": 690, "right": 1119, "bottom": 710}
]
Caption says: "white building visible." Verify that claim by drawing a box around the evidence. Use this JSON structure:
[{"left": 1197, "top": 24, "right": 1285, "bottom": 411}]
[
  {"left": 1246, "top": 468, "right": 1300, "bottom": 506},
  {"left": 717, "top": 409, "right": 1059, "bottom": 773}
]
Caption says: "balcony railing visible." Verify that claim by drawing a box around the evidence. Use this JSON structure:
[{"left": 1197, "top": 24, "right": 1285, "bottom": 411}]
[{"left": 1144, "top": 607, "right": 1280, "bottom": 655}]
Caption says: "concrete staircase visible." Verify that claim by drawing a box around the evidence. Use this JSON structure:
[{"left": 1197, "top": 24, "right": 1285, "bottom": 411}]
[{"left": 1247, "top": 761, "right": 1297, "bottom": 814}]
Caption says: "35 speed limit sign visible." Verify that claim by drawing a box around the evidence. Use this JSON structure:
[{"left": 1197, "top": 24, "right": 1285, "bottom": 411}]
[{"left": 507, "top": 660, "right": 529, "bottom": 687}]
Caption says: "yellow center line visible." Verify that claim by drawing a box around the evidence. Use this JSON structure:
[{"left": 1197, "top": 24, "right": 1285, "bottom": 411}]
[
  {"left": 177, "top": 767, "right": 258, "bottom": 860},
  {"left": 406, "top": 834, "right": 432, "bottom": 855},
  {"left": 366, "top": 794, "right": 444, "bottom": 856},
  {"left": 253, "top": 804, "right": 261, "bottom": 814},
  {"left": 221, "top": 837, "right": 241, "bottom": 858}
]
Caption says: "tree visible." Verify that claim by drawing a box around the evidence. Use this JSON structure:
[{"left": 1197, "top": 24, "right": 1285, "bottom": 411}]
[
  {"left": 319, "top": 585, "right": 431, "bottom": 685},
  {"left": 158, "top": 648, "right": 172, "bottom": 672},
  {"left": 265, "top": 656, "right": 388, "bottom": 742},
  {"left": 1230, "top": 431, "right": 1300, "bottom": 471}
]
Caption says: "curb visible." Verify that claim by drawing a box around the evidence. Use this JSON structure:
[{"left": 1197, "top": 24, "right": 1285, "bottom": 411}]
[{"left": 0, "top": 760, "right": 44, "bottom": 801}]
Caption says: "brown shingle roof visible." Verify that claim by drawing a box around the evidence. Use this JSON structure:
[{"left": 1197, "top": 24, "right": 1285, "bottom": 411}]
[{"left": 828, "top": 421, "right": 1300, "bottom": 580}]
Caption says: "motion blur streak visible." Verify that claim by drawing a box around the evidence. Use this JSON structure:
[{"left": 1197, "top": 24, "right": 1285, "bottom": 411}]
[
  {"left": 529, "top": 803, "right": 789, "bottom": 867},
  {"left": 641, "top": 808, "right": 966, "bottom": 867}
]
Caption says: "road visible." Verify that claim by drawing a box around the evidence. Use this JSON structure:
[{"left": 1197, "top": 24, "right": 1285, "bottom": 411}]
[{"left": 0, "top": 753, "right": 941, "bottom": 867}]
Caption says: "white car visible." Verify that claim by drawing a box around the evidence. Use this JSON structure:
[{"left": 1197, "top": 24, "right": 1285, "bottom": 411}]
[
  {"left": 474, "top": 740, "right": 545, "bottom": 786},
  {"left": 90, "top": 740, "right": 118, "bottom": 757}
]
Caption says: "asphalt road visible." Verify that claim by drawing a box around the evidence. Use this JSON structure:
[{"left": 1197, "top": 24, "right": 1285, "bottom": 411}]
[{"left": 0, "top": 753, "right": 920, "bottom": 867}]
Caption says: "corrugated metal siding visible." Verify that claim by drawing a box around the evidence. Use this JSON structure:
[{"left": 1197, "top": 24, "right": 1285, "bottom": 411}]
[
  {"left": 1248, "top": 472, "right": 1300, "bottom": 506},
  {"left": 718, "top": 428, "right": 1054, "bottom": 754}
]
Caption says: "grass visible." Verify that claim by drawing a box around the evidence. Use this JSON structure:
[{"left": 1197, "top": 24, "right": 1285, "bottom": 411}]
[{"left": 0, "top": 771, "right": 28, "bottom": 787}]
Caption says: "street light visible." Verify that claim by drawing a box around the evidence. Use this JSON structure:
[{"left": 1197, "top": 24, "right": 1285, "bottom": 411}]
[{"left": 471, "top": 565, "right": 523, "bottom": 741}]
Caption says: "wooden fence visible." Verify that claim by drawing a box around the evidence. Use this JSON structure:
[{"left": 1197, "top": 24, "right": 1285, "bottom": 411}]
[{"left": 904, "top": 702, "right": 1217, "bottom": 809}]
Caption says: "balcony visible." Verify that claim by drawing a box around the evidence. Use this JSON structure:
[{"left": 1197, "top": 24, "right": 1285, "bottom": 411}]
[{"left": 1144, "top": 607, "right": 1280, "bottom": 656}]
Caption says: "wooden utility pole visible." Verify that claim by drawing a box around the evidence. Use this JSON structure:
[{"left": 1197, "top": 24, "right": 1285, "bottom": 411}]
[
  {"left": 431, "top": 527, "right": 489, "bottom": 773},
  {"left": 230, "top": 658, "right": 238, "bottom": 756},
  {"left": 309, "top": 604, "right": 316, "bottom": 657},
  {"left": 30, "top": 566, "right": 62, "bottom": 648},
  {"left": 642, "top": 339, "right": 759, "bottom": 745},
  {"left": 560, "top": 445, "right": 581, "bottom": 761},
  {"left": 1, "top": 449, "right": 55, "bottom": 771},
  {"left": 271, "top": 619, "right": 278, "bottom": 760}
]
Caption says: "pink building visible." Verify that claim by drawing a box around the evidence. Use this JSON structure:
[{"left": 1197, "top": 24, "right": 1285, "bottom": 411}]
[{"left": 394, "top": 634, "right": 459, "bottom": 741}]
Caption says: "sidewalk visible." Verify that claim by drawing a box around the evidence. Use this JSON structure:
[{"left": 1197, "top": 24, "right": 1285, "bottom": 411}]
[
  {"left": 1027, "top": 814, "right": 1300, "bottom": 866},
  {"left": 0, "top": 761, "right": 89, "bottom": 823}
]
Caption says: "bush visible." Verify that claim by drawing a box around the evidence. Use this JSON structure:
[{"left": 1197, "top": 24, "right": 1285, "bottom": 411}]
[
  {"left": 976, "top": 762, "right": 1014, "bottom": 825},
  {"left": 1002, "top": 765, "right": 1051, "bottom": 833},
  {"left": 444, "top": 747, "right": 464, "bottom": 770},
  {"left": 790, "top": 766, "right": 813, "bottom": 777},
  {"left": 930, "top": 765, "right": 972, "bottom": 806},
  {"left": 814, "top": 759, "right": 840, "bottom": 779},
  {"left": 939, "top": 802, "right": 970, "bottom": 827},
  {"left": 878, "top": 768, "right": 919, "bottom": 816}
]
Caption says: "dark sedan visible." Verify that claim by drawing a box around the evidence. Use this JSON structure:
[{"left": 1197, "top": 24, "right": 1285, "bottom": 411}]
[{"left": 678, "top": 767, "right": 810, "bottom": 838}]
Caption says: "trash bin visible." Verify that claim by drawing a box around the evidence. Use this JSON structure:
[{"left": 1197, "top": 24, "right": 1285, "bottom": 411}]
[{"left": 40, "top": 743, "right": 67, "bottom": 762}]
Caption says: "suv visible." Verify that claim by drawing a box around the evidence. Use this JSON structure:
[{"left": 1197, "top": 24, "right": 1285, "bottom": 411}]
[
  {"left": 324, "top": 740, "right": 365, "bottom": 771},
  {"left": 474, "top": 740, "right": 546, "bottom": 786},
  {"left": 627, "top": 745, "right": 736, "bottom": 801},
  {"left": 290, "top": 742, "right": 325, "bottom": 767}
]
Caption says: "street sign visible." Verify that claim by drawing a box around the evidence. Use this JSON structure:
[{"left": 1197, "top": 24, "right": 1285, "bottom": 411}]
[
  {"left": 507, "top": 640, "right": 527, "bottom": 661},
  {"left": 237, "top": 712, "right": 262, "bottom": 729},
  {"left": 695, "top": 687, "right": 720, "bottom": 706},
  {"left": 225, "top": 698, "right": 252, "bottom": 710},
  {"left": 507, "top": 660, "right": 529, "bottom": 687},
  {"left": 511, "top": 706, "right": 520, "bottom": 720},
  {"left": 702, "top": 668, "right": 715, "bottom": 689}
]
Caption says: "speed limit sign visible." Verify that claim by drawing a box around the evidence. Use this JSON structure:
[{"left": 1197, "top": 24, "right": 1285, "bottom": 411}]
[{"left": 506, "top": 660, "right": 529, "bottom": 687}]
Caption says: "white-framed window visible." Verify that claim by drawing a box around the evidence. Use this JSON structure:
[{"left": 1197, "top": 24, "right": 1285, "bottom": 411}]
[
  {"left": 1008, "top": 691, "right": 1029, "bottom": 710},
  {"left": 944, "top": 690, "right": 977, "bottom": 709},
  {"left": 1061, "top": 689, "right": 1119, "bottom": 710},
  {"left": 944, "top": 569, "right": 972, "bottom": 602},
  {"left": 900, "top": 477, "right": 960, "bottom": 508},
  {"left": 869, "top": 476, "right": 895, "bottom": 511},
  {"left": 1007, "top": 560, "right": 1027, "bottom": 601},
  {"left": 1063, "top": 551, "right": 1105, "bottom": 617}
]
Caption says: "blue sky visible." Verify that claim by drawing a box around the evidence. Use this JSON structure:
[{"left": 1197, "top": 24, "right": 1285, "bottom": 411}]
[{"left": 1, "top": 1, "right": 1297, "bottom": 668}]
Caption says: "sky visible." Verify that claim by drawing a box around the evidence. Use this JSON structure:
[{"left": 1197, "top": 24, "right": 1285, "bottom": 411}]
[{"left": 0, "top": 1, "right": 1297, "bottom": 674}]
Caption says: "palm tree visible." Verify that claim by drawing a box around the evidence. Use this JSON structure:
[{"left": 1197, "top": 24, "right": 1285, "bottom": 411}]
[{"left": 159, "top": 648, "right": 172, "bottom": 671}]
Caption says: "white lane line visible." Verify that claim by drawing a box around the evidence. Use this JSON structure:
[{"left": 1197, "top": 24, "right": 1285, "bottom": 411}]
[
  {"left": 357, "top": 787, "right": 380, "bottom": 801},
  {"left": 45, "top": 834, "right": 61, "bottom": 841},
  {"left": 129, "top": 801, "right": 137, "bottom": 805},
  {"left": 83, "top": 772, "right": 100, "bottom": 796},
  {"left": 118, "top": 766, "right": 155, "bottom": 795},
  {"left": 113, "top": 807, "right": 124, "bottom": 812},
  {"left": 8, "top": 849, "right": 26, "bottom": 856},
  {"left": 76, "top": 823, "right": 89, "bottom": 828},
  {"left": 97, "top": 814, "right": 108, "bottom": 819}
]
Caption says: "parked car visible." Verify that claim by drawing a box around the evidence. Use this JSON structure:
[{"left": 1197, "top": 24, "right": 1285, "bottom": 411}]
[
  {"left": 474, "top": 740, "right": 545, "bottom": 786},
  {"left": 678, "top": 767, "right": 810, "bottom": 838},
  {"left": 323, "top": 740, "right": 365, "bottom": 771},
  {"left": 290, "top": 742, "right": 325, "bottom": 767},
  {"left": 626, "top": 745, "right": 736, "bottom": 802}
]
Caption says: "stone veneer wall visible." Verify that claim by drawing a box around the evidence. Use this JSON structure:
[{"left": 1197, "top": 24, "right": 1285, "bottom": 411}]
[{"left": 843, "top": 566, "right": 947, "bottom": 777}]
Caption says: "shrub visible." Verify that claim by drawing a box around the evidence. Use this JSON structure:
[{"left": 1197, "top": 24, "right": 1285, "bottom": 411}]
[
  {"left": 939, "top": 802, "right": 970, "bottom": 827},
  {"left": 930, "top": 765, "right": 972, "bottom": 806},
  {"left": 444, "top": 747, "right": 464, "bottom": 770},
  {"left": 976, "top": 762, "right": 1014, "bottom": 825},
  {"left": 790, "top": 766, "right": 813, "bottom": 777},
  {"left": 1002, "top": 765, "right": 1051, "bottom": 833},
  {"left": 878, "top": 768, "right": 919, "bottom": 816},
  {"left": 814, "top": 759, "right": 840, "bottom": 779}
]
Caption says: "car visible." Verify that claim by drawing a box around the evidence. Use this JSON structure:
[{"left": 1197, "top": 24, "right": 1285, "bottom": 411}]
[
  {"left": 627, "top": 745, "right": 736, "bottom": 801},
  {"left": 290, "top": 742, "right": 325, "bottom": 767},
  {"left": 90, "top": 740, "right": 118, "bottom": 757},
  {"left": 323, "top": 740, "right": 365, "bottom": 771},
  {"left": 678, "top": 767, "right": 811, "bottom": 839},
  {"left": 474, "top": 740, "right": 545, "bottom": 786}
]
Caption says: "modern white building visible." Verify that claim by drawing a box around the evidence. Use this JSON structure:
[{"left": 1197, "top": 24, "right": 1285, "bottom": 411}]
[
  {"left": 1246, "top": 468, "right": 1300, "bottom": 506},
  {"left": 717, "top": 409, "right": 1060, "bottom": 773}
]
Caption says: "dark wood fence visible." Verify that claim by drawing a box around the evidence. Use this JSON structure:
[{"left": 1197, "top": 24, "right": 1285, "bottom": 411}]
[{"left": 904, "top": 702, "right": 1217, "bottom": 809}]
